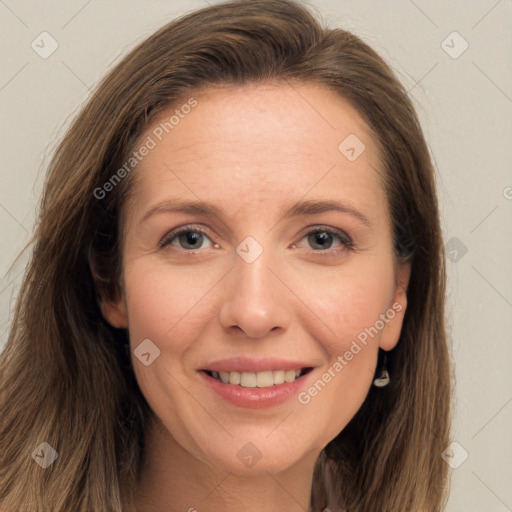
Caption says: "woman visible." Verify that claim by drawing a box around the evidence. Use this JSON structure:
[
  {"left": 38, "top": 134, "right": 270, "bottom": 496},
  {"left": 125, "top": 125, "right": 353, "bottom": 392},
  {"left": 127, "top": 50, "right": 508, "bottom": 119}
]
[{"left": 0, "top": 1, "right": 452, "bottom": 510}]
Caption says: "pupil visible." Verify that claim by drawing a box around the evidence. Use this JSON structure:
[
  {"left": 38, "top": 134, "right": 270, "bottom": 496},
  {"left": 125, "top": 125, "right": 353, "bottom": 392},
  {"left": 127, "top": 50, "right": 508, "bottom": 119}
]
[
  {"left": 180, "top": 232, "right": 202, "bottom": 249},
  {"left": 309, "top": 231, "right": 332, "bottom": 249}
]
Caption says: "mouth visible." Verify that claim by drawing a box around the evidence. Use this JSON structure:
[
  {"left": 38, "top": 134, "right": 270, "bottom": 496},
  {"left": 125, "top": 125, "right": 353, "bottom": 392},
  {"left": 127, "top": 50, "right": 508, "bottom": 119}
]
[{"left": 200, "top": 367, "right": 314, "bottom": 388}]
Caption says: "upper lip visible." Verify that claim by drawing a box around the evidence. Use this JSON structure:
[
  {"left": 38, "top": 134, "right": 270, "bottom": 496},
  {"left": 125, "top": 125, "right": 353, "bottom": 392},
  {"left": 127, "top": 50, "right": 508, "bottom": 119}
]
[{"left": 200, "top": 357, "right": 314, "bottom": 373}]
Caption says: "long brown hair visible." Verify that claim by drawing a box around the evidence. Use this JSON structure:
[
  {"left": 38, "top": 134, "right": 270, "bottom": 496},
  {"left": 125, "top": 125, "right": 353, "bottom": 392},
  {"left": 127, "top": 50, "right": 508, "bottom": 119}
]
[{"left": 0, "top": 1, "right": 452, "bottom": 510}]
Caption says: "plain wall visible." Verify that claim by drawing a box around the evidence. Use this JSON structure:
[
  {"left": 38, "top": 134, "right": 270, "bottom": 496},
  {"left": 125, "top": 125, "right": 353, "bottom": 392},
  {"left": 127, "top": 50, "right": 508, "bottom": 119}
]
[{"left": 1, "top": 1, "right": 511, "bottom": 510}]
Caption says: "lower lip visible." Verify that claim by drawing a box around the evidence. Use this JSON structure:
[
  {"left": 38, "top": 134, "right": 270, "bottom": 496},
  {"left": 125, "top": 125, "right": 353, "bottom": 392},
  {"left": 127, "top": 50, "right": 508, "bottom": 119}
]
[{"left": 198, "top": 370, "right": 313, "bottom": 409}]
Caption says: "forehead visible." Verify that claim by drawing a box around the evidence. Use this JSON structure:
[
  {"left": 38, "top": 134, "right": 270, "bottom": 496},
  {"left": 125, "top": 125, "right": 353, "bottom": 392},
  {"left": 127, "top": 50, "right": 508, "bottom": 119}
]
[{"left": 125, "top": 82, "right": 387, "bottom": 225}]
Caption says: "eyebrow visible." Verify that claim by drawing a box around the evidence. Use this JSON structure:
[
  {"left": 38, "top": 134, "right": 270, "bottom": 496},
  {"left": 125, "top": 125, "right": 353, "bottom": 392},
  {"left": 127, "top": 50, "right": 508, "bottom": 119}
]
[
  {"left": 140, "top": 198, "right": 371, "bottom": 228},
  {"left": 286, "top": 199, "right": 371, "bottom": 228}
]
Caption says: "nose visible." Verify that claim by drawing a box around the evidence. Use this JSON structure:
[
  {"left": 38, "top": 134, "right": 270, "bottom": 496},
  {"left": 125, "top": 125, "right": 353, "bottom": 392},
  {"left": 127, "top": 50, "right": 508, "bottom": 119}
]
[{"left": 218, "top": 246, "right": 293, "bottom": 339}]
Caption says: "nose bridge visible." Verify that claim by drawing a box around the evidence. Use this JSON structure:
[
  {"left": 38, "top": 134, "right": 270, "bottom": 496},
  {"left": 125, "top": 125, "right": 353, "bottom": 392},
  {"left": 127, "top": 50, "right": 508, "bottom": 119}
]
[
  {"left": 237, "top": 246, "right": 275, "bottom": 303},
  {"left": 218, "top": 236, "right": 292, "bottom": 338}
]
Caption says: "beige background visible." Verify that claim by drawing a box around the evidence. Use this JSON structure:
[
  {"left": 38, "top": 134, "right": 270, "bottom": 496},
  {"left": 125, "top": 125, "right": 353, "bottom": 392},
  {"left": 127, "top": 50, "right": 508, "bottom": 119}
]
[{"left": 1, "top": 1, "right": 511, "bottom": 510}]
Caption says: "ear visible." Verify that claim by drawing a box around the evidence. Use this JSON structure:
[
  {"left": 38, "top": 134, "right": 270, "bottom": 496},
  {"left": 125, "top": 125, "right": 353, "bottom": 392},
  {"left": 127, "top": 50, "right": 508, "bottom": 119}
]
[
  {"left": 379, "top": 261, "right": 411, "bottom": 351},
  {"left": 100, "top": 293, "right": 128, "bottom": 329}
]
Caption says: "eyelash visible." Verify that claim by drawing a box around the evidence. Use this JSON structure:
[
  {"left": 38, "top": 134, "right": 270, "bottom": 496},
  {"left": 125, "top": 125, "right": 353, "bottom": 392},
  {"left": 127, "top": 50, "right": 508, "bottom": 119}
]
[{"left": 158, "top": 224, "right": 356, "bottom": 257}]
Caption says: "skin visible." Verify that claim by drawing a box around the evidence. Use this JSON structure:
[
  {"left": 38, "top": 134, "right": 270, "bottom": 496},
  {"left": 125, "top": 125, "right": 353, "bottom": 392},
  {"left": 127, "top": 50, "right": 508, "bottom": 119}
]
[{"left": 102, "top": 82, "right": 410, "bottom": 512}]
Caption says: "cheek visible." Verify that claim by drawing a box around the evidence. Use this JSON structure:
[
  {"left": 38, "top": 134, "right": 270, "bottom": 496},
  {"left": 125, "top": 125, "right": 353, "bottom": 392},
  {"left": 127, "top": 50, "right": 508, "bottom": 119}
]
[
  {"left": 273, "top": 261, "right": 393, "bottom": 439},
  {"left": 287, "top": 257, "right": 396, "bottom": 355},
  {"left": 121, "top": 260, "right": 228, "bottom": 408},
  {"left": 292, "top": 275, "right": 387, "bottom": 442},
  {"left": 123, "top": 260, "right": 224, "bottom": 346},
  {"left": 298, "top": 351, "right": 377, "bottom": 451},
  {"left": 122, "top": 263, "right": 223, "bottom": 436}
]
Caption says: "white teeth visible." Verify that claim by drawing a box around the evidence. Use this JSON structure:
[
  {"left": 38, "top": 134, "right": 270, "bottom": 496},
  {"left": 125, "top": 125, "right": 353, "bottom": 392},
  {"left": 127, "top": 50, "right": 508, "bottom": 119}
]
[
  {"left": 240, "top": 372, "right": 257, "bottom": 387},
  {"left": 272, "top": 370, "right": 285, "bottom": 385},
  {"left": 209, "top": 369, "right": 305, "bottom": 388},
  {"left": 285, "top": 370, "right": 296, "bottom": 383},
  {"left": 228, "top": 371, "right": 241, "bottom": 385},
  {"left": 256, "top": 371, "right": 273, "bottom": 388}
]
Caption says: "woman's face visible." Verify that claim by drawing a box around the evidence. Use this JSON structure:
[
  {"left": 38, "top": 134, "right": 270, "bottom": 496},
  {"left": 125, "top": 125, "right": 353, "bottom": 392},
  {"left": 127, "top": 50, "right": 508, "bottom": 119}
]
[{"left": 103, "top": 83, "right": 410, "bottom": 475}]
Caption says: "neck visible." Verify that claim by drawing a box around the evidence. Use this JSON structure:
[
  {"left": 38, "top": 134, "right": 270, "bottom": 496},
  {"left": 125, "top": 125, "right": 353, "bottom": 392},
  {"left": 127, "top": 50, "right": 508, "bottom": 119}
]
[{"left": 133, "top": 416, "right": 321, "bottom": 512}]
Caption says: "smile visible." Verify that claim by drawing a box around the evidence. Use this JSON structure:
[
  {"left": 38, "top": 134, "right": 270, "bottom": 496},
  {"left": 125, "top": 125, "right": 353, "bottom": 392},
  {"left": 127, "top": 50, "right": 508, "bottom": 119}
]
[{"left": 203, "top": 368, "right": 312, "bottom": 388}]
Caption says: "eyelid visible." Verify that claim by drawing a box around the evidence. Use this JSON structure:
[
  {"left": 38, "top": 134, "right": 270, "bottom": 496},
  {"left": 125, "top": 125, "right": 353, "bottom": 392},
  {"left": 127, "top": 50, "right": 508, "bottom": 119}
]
[
  {"left": 295, "top": 224, "right": 355, "bottom": 252},
  {"left": 158, "top": 223, "right": 215, "bottom": 249},
  {"left": 300, "top": 224, "right": 352, "bottom": 241}
]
